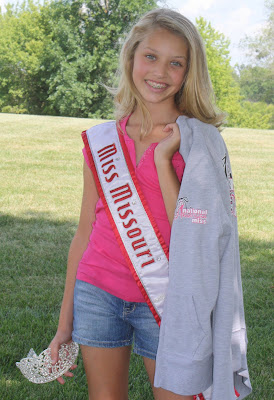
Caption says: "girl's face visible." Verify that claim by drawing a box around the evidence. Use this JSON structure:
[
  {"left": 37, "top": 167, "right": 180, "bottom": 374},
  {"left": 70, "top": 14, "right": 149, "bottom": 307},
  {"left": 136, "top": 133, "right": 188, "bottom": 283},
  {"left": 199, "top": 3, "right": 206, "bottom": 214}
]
[{"left": 132, "top": 28, "right": 188, "bottom": 109}]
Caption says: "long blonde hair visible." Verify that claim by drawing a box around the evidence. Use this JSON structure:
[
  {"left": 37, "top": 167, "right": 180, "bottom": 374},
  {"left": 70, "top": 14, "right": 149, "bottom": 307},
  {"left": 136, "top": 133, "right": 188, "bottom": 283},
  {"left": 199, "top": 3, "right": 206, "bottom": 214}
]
[{"left": 114, "top": 8, "right": 226, "bottom": 134}]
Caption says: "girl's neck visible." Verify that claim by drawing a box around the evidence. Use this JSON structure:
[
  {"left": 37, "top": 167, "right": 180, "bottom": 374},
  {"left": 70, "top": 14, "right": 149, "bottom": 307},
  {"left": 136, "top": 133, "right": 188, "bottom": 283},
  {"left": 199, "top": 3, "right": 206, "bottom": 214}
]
[{"left": 131, "top": 102, "right": 180, "bottom": 127}]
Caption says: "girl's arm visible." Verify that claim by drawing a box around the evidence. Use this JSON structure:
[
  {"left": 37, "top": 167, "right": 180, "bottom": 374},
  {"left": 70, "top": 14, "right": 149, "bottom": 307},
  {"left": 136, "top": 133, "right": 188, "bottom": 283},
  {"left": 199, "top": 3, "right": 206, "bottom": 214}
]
[
  {"left": 49, "top": 160, "right": 99, "bottom": 384},
  {"left": 154, "top": 123, "right": 181, "bottom": 225}
]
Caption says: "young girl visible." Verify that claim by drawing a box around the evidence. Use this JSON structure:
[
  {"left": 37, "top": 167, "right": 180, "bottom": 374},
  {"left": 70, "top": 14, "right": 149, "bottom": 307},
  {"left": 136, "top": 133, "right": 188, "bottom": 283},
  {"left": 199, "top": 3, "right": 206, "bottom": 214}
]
[{"left": 49, "top": 8, "right": 251, "bottom": 400}]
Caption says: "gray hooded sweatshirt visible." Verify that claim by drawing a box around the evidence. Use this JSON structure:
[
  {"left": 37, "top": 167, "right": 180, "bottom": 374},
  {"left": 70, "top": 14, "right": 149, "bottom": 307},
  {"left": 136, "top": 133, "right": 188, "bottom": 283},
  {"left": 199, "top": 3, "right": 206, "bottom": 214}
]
[{"left": 154, "top": 116, "right": 252, "bottom": 400}]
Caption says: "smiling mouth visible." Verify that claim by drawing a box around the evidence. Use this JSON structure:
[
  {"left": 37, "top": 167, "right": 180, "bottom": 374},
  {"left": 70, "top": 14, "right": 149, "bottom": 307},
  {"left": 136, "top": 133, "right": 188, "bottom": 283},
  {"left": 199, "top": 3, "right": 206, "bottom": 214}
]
[{"left": 145, "top": 80, "right": 168, "bottom": 89}]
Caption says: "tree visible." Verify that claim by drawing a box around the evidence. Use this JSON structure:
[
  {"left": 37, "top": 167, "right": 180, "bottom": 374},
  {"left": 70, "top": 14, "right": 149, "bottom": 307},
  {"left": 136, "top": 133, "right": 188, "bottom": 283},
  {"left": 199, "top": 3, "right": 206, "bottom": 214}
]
[
  {"left": 0, "top": 0, "right": 48, "bottom": 113},
  {"left": 235, "top": 0, "right": 274, "bottom": 127},
  {"left": 196, "top": 17, "right": 243, "bottom": 127},
  {"left": 235, "top": 65, "right": 273, "bottom": 104},
  {"left": 240, "top": 0, "right": 273, "bottom": 68},
  {"left": 236, "top": 0, "right": 273, "bottom": 110},
  {"left": 0, "top": 2, "right": 272, "bottom": 128},
  {"left": 0, "top": 0, "right": 157, "bottom": 117},
  {"left": 196, "top": 17, "right": 273, "bottom": 129},
  {"left": 34, "top": 0, "right": 158, "bottom": 118}
]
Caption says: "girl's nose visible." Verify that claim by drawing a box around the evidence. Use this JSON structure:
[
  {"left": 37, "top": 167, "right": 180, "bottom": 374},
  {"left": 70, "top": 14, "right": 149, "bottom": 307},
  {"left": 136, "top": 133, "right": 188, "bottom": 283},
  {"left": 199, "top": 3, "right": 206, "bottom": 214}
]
[{"left": 154, "top": 62, "right": 167, "bottom": 78}]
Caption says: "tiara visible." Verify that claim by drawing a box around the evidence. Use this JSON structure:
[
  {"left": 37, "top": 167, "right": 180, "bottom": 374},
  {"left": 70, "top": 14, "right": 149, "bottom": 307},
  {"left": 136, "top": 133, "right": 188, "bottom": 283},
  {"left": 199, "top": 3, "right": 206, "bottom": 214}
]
[{"left": 16, "top": 341, "right": 79, "bottom": 384}]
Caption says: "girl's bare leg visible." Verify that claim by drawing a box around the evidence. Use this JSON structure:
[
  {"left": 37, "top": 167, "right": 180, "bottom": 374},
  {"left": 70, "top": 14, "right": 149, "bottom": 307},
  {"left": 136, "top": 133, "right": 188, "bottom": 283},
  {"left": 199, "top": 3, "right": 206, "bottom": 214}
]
[
  {"left": 143, "top": 357, "right": 194, "bottom": 400},
  {"left": 81, "top": 345, "right": 131, "bottom": 400}
]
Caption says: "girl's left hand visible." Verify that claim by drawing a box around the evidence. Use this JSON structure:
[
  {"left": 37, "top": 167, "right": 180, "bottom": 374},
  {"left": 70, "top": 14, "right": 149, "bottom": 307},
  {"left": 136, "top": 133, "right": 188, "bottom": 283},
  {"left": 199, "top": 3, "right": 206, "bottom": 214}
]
[{"left": 154, "top": 123, "right": 181, "bottom": 164}]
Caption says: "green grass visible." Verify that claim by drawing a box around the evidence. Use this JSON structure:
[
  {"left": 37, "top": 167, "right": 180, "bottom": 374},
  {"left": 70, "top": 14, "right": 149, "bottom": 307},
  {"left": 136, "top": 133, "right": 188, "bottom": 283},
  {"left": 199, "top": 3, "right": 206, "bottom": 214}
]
[{"left": 0, "top": 114, "right": 273, "bottom": 399}]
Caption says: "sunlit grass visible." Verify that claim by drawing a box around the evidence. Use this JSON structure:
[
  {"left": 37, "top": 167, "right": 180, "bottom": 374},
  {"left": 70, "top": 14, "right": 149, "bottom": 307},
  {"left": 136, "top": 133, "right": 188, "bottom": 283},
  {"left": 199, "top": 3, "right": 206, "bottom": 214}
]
[{"left": 0, "top": 114, "right": 273, "bottom": 399}]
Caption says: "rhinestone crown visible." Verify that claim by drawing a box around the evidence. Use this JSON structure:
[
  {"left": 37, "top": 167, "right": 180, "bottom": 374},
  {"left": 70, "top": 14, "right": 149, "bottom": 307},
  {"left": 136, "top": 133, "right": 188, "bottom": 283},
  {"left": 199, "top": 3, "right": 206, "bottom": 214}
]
[{"left": 16, "top": 341, "right": 79, "bottom": 384}]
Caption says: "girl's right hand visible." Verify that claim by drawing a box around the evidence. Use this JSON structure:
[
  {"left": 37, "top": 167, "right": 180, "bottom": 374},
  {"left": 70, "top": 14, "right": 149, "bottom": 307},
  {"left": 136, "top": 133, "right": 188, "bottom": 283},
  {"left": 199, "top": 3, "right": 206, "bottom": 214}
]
[
  {"left": 49, "top": 330, "right": 78, "bottom": 384},
  {"left": 154, "top": 123, "right": 181, "bottom": 164}
]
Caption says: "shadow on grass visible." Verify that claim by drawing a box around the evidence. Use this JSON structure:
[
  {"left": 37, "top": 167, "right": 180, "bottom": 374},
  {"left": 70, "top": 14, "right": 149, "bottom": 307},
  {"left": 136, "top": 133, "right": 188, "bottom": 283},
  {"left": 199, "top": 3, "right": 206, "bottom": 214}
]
[{"left": 0, "top": 212, "right": 273, "bottom": 399}]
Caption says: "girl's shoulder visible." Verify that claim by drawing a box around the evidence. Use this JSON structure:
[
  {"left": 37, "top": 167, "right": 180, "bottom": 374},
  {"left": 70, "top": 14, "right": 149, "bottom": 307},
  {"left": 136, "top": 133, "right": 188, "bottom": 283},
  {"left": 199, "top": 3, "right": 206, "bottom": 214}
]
[
  {"left": 178, "top": 115, "right": 220, "bottom": 136},
  {"left": 177, "top": 115, "right": 226, "bottom": 161}
]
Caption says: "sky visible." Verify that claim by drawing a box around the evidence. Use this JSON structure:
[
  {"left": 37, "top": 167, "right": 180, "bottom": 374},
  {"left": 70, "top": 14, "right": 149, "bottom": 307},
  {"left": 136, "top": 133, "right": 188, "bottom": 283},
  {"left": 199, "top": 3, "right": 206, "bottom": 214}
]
[
  {"left": 164, "top": 0, "right": 267, "bottom": 65},
  {"left": 0, "top": 0, "right": 268, "bottom": 66}
]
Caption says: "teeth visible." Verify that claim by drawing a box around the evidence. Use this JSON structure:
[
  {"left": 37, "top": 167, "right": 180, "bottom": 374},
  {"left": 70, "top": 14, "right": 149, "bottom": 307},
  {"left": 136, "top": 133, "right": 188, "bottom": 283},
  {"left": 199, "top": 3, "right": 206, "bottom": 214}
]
[{"left": 146, "top": 80, "right": 167, "bottom": 89}]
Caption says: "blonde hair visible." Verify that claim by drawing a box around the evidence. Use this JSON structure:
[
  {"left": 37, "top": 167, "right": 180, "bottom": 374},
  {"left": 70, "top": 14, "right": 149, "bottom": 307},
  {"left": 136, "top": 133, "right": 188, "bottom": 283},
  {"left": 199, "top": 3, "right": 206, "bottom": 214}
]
[{"left": 114, "top": 8, "right": 226, "bottom": 134}]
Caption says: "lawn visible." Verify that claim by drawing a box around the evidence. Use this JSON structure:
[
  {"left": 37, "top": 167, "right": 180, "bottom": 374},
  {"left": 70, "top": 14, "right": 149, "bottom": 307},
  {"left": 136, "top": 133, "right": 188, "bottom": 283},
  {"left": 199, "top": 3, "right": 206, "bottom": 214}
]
[{"left": 0, "top": 113, "right": 273, "bottom": 399}]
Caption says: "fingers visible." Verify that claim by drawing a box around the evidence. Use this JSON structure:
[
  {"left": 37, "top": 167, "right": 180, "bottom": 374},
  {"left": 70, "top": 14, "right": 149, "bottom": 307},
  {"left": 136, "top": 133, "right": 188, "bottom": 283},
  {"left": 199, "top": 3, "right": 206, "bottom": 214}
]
[
  {"left": 49, "top": 338, "right": 77, "bottom": 385},
  {"left": 161, "top": 123, "right": 180, "bottom": 148},
  {"left": 57, "top": 376, "right": 65, "bottom": 385},
  {"left": 163, "top": 125, "right": 172, "bottom": 132},
  {"left": 56, "top": 364, "right": 77, "bottom": 385},
  {"left": 163, "top": 122, "right": 180, "bottom": 133},
  {"left": 64, "top": 371, "right": 74, "bottom": 378},
  {"left": 50, "top": 342, "right": 60, "bottom": 365},
  {"left": 63, "top": 364, "right": 78, "bottom": 375}
]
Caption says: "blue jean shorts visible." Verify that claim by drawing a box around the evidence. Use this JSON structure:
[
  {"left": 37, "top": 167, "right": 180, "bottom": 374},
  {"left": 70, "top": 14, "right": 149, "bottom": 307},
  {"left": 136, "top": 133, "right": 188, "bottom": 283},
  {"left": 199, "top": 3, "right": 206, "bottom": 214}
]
[{"left": 72, "top": 279, "right": 160, "bottom": 360}]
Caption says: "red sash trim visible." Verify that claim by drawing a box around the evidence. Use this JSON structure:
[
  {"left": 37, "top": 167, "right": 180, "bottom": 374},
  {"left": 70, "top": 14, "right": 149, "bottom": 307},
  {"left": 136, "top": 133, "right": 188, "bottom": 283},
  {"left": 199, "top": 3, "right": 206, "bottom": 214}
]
[
  {"left": 235, "top": 388, "right": 240, "bottom": 398},
  {"left": 194, "top": 394, "right": 205, "bottom": 400},
  {"left": 193, "top": 387, "right": 240, "bottom": 399},
  {"left": 82, "top": 127, "right": 169, "bottom": 326}
]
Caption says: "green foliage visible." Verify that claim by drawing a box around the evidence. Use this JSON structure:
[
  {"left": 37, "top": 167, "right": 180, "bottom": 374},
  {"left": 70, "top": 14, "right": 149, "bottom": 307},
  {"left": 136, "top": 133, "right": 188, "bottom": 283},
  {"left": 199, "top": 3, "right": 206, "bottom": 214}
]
[
  {"left": 0, "top": 0, "right": 157, "bottom": 118},
  {"left": 196, "top": 17, "right": 243, "bottom": 127},
  {"left": 235, "top": 65, "right": 274, "bottom": 105},
  {"left": 196, "top": 17, "right": 273, "bottom": 129},
  {"left": 227, "top": 101, "right": 274, "bottom": 130},
  {"left": 0, "top": 0, "right": 48, "bottom": 113},
  {"left": 0, "top": 1, "right": 272, "bottom": 129},
  {"left": 196, "top": 17, "right": 233, "bottom": 102},
  {"left": 234, "top": 1, "right": 274, "bottom": 129}
]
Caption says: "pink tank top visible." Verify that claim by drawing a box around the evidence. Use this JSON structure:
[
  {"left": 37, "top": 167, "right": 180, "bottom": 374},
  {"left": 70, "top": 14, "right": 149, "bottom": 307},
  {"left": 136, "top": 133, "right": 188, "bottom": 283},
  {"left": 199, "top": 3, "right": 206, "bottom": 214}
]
[{"left": 76, "top": 116, "right": 185, "bottom": 302}]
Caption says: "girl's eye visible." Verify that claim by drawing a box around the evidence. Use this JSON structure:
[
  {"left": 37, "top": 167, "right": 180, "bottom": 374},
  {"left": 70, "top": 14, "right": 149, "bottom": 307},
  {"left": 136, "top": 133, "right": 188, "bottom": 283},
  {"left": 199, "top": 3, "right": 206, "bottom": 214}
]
[
  {"left": 171, "top": 61, "right": 182, "bottom": 67},
  {"left": 146, "top": 54, "right": 156, "bottom": 60}
]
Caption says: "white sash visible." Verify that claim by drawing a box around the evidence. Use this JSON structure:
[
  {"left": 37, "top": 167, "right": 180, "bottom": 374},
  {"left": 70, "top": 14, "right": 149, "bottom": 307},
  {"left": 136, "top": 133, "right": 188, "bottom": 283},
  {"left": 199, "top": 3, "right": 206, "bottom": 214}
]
[{"left": 82, "top": 122, "right": 169, "bottom": 325}]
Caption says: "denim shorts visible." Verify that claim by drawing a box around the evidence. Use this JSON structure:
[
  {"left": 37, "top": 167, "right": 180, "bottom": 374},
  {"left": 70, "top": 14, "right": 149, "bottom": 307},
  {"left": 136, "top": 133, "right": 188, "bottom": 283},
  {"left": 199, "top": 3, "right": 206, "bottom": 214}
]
[{"left": 72, "top": 279, "right": 160, "bottom": 360}]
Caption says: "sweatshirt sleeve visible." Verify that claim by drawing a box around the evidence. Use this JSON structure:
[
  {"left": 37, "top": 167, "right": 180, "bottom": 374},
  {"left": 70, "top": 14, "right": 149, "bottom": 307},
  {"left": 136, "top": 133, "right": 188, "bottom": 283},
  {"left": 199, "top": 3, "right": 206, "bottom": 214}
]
[{"left": 211, "top": 145, "right": 252, "bottom": 400}]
